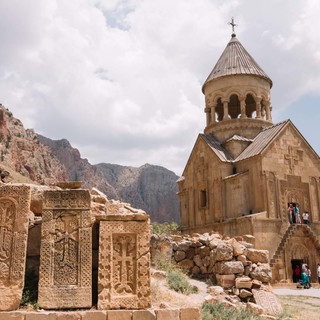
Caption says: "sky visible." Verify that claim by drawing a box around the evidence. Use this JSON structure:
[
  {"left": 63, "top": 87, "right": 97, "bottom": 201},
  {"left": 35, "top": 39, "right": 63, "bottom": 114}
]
[{"left": 0, "top": 0, "right": 319, "bottom": 175}]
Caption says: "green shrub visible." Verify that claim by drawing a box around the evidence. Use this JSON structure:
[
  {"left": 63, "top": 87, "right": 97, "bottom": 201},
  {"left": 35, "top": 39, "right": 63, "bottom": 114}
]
[
  {"left": 151, "top": 222, "right": 180, "bottom": 235},
  {"left": 167, "top": 269, "right": 198, "bottom": 295},
  {"left": 201, "top": 302, "right": 261, "bottom": 320}
]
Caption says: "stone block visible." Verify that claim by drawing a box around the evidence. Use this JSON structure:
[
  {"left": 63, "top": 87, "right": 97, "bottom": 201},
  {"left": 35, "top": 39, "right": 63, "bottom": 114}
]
[
  {"left": 211, "top": 243, "right": 233, "bottom": 262},
  {"left": 216, "top": 274, "right": 235, "bottom": 288},
  {"left": 0, "top": 185, "right": 31, "bottom": 311},
  {"left": 107, "top": 310, "right": 132, "bottom": 320},
  {"left": 250, "top": 264, "right": 272, "bottom": 283},
  {"left": 25, "top": 312, "right": 57, "bottom": 320},
  {"left": 174, "top": 250, "right": 186, "bottom": 262},
  {"left": 246, "top": 249, "right": 269, "bottom": 263},
  {"left": 56, "top": 313, "right": 82, "bottom": 320},
  {"left": 38, "top": 189, "right": 93, "bottom": 309},
  {"left": 235, "top": 276, "right": 252, "bottom": 289},
  {"left": 215, "top": 261, "right": 244, "bottom": 275},
  {"left": 98, "top": 217, "right": 151, "bottom": 309},
  {"left": 0, "top": 312, "right": 25, "bottom": 320},
  {"left": 239, "top": 289, "right": 253, "bottom": 298},
  {"left": 132, "top": 310, "right": 156, "bottom": 320},
  {"left": 155, "top": 309, "right": 180, "bottom": 320},
  {"left": 81, "top": 311, "right": 107, "bottom": 320},
  {"left": 180, "top": 307, "right": 200, "bottom": 320},
  {"left": 178, "top": 259, "right": 194, "bottom": 270}
]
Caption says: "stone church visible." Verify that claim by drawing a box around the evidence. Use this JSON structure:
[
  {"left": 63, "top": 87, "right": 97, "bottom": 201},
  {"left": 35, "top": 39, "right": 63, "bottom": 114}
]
[{"left": 177, "top": 30, "right": 320, "bottom": 282}]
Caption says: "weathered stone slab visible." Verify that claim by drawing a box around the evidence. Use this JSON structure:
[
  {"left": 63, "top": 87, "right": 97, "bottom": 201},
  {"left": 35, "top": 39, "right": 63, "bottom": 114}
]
[
  {"left": 0, "top": 185, "right": 31, "bottom": 311},
  {"left": 107, "top": 310, "right": 132, "bottom": 320},
  {"left": 25, "top": 312, "right": 57, "bottom": 320},
  {"left": 0, "top": 311, "right": 25, "bottom": 320},
  {"left": 38, "top": 190, "right": 92, "bottom": 309},
  {"left": 98, "top": 217, "right": 151, "bottom": 309},
  {"left": 246, "top": 249, "right": 269, "bottom": 263},
  {"left": 155, "top": 309, "right": 180, "bottom": 320},
  {"left": 81, "top": 311, "right": 107, "bottom": 320},
  {"left": 252, "top": 289, "right": 283, "bottom": 315},
  {"left": 180, "top": 307, "right": 200, "bottom": 320},
  {"left": 132, "top": 310, "right": 156, "bottom": 320},
  {"left": 216, "top": 274, "right": 235, "bottom": 288}
]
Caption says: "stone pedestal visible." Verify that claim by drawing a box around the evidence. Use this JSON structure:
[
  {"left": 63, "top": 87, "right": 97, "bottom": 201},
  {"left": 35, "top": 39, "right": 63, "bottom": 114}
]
[
  {"left": 98, "top": 214, "right": 151, "bottom": 309},
  {"left": 38, "top": 189, "right": 92, "bottom": 309},
  {"left": 0, "top": 185, "right": 31, "bottom": 311}
]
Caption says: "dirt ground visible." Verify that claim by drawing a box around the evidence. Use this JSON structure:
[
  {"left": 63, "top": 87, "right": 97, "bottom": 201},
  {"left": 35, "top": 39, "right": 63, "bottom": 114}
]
[{"left": 277, "top": 295, "right": 320, "bottom": 320}]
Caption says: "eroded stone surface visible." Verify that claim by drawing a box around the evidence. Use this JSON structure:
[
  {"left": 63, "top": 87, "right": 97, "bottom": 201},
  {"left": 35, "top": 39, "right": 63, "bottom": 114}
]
[
  {"left": 38, "top": 189, "right": 92, "bottom": 309},
  {"left": 0, "top": 185, "right": 31, "bottom": 311},
  {"left": 252, "top": 289, "right": 283, "bottom": 315},
  {"left": 98, "top": 217, "right": 151, "bottom": 309}
]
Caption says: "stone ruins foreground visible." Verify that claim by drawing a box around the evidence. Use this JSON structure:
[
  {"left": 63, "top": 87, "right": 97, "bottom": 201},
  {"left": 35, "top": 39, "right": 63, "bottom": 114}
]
[{"left": 0, "top": 182, "right": 285, "bottom": 319}]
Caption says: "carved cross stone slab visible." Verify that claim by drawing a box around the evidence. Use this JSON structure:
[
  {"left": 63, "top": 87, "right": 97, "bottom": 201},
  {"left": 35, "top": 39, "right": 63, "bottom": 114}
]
[
  {"left": 98, "top": 215, "right": 151, "bottom": 309},
  {"left": 0, "top": 185, "right": 31, "bottom": 311},
  {"left": 38, "top": 189, "right": 92, "bottom": 309},
  {"left": 252, "top": 289, "right": 283, "bottom": 315}
]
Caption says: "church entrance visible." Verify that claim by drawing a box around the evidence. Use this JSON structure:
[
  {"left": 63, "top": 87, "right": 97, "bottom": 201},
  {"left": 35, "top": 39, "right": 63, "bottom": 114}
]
[{"left": 291, "top": 259, "right": 303, "bottom": 283}]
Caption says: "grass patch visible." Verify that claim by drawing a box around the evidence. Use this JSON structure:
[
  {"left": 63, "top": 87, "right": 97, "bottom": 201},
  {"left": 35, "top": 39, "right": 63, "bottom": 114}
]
[
  {"left": 201, "top": 302, "right": 261, "bottom": 320},
  {"left": 167, "top": 269, "right": 198, "bottom": 295},
  {"left": 151, "top": 222, "right": 180, "bottom": 235}
]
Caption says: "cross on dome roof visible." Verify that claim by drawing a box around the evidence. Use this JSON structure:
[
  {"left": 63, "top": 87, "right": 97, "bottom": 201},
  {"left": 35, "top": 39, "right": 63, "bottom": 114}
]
[{"left": 228, "top": 17, "right": 237, "bottom": 36}]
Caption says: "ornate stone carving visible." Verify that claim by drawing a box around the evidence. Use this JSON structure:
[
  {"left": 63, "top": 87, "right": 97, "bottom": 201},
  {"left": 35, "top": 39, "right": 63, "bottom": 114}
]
[
  {"left": 38, "top": 189, "right": 92, "bottom": 309},
  {"left": 98, "top": 215, "right": 151, "bottom": 309},
  {"left": 252, "top": 289, "right": 283, "bottom": 315},
  {"left": 0, "top": 185, "right": 31, "bottom": 311}
]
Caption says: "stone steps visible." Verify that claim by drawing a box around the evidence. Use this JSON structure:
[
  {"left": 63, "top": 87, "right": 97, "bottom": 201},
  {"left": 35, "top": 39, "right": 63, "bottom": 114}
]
[{"left": 270, "top": 224, "right": 320, "bottom": 267}]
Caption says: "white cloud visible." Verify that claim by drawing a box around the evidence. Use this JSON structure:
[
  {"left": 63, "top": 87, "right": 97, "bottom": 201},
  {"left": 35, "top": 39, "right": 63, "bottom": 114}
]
[{"left": 0, "top": 0, "right": 319, "bottom": 175}]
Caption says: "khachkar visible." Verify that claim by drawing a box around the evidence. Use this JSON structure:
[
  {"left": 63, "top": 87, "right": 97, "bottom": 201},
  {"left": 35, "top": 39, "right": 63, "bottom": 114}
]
[
  {"left": 38, "top": 189, "right": 92, "bottom": 309},
  {"left": 0, "top": 184, "right": 31, "bottom": 311},
  {"left": 98, "top": 213, "right": 151, "bottom": 309}
]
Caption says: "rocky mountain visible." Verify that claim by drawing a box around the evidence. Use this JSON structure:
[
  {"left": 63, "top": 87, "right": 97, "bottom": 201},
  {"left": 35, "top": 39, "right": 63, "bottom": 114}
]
[{"left": 0, "top": 105, "right": 179, "bottom": 222}]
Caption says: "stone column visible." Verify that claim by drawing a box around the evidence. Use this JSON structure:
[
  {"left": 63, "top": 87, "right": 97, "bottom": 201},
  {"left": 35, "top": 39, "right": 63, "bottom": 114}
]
[
  {"left": 98, "top": 213, "right": 151, "bottom": 310},
  {"left": 265, "top": 100, "right": 272, "bottom": 121},
  {"left": 204, "top": 107, "right": 211, "bottom": 126},
  {"left": 240, "top": 97, "right": 247, "bottom": 118},
  {"left": 38, "top": 189, "right": 92, "bottom": 309},
  {"left": 211, "top": 103, "right": 217, "bottom": 123},
  {"left": 223, "top": 100, "right": 229, "bottom": 120},
  {"left": 0, "top": 185, "right": 31, "bottom": 311},
  {"left": 255, "top": 97, "right": 262, "bottom": 119}
]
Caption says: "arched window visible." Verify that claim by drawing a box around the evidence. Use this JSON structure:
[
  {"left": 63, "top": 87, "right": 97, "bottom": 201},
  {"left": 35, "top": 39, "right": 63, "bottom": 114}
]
[
  {"left": 215, "top": 98, "right": 223, "bottom": 122},
  {"left": 228, "top": 94, "right": 240, "bottom": 119},
  {"left": 245, "top": 94, "right": 256, "bottom": 118}
]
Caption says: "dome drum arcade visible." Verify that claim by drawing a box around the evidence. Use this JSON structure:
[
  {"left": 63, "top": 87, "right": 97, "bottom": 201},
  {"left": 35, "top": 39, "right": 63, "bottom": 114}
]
[{"left": 203, "top": 28, "right": 273, "bottom": 141}]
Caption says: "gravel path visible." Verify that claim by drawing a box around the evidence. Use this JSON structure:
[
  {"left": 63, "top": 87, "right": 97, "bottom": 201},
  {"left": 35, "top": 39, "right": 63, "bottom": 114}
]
[{"left": 273, "top": 287, "right": 320, "bottom": 298}]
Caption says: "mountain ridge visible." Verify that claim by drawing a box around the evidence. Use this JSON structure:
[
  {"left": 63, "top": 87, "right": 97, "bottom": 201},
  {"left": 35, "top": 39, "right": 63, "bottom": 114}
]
[{"left": 0, "top": 105, "right": 179, "bottom": 222}]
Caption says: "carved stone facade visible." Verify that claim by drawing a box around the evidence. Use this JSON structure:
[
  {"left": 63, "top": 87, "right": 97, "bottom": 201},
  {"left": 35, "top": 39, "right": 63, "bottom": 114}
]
[
  {"left": 0, "top": 185, "right": 31, "bottom": 311},
  {"left": 98, "top": 214, "right": 151, "bottom": 309},
  {"left": 178, "top": 33, "right": 320, "bottom": 282},
  {"left": 38, "top": 189, "right": 92, "bottom": 309}
]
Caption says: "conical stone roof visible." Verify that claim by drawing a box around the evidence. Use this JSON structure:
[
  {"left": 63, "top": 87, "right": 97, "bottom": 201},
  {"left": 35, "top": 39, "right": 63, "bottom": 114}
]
[{"left": 202, "top": 34, "right": 272, "bottom": 91}]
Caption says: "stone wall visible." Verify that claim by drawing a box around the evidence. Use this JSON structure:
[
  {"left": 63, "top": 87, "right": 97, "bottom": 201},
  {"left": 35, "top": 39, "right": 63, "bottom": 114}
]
[
  {"left": 151, "top": 231, "right": 278, "bottom": 313},
  {"left": 0, "top": 307, "right": 200, "bottom": 320}
]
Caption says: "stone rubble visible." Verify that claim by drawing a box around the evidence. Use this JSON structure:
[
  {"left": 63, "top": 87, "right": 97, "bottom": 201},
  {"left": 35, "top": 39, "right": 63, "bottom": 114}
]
[{"left": 151, "top": 232, "right": 282, "bottom": 316}]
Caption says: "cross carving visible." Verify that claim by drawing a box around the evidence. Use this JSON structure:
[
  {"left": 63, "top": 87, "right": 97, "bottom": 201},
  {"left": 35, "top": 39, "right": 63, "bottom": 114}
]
[
  {"left": 114, "top": 235, "right": 135, "bottom": 294},
  {"left": 284, "top": 146, "right": 299, "bottom": 174}
]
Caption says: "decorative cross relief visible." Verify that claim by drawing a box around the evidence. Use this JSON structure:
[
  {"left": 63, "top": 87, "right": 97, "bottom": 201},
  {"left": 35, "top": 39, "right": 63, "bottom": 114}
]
[
  {"left": 284, "top": 146, "right": 299, "bottom": 174},
  {"left": 0, "top": 185, "right": 30, "bottom": 311},
  {"left": 113, "top": 234, "right": 136, "bottom": 295},
  {"left": 38, "top": 189, "right": 92, "bottom": 309},
  {"left": 98, "top": 217, "right": 151, "bottom": 310}
]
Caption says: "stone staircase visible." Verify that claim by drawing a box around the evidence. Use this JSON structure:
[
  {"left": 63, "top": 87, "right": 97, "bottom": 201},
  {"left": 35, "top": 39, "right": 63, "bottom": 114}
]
[{"left": 270, "top": 224, "right": 320, "bottom": 267}]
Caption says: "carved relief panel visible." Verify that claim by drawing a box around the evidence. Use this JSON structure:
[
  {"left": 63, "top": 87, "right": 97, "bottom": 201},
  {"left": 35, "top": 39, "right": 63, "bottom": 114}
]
[
  {"left": 0, "top": 185, "right": 31, "bottom": 311},
  {"left": 98, "top": 216, "right": 151, "bottom": 309},
  {"left": 38, "top": 190, "right": 92, "bottom": 309}
]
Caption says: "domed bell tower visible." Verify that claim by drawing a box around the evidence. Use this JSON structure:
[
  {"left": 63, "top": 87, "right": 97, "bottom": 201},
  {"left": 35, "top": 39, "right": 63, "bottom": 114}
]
[{"left": 202, "top": 19, "right": 273, "bottom": 148}]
